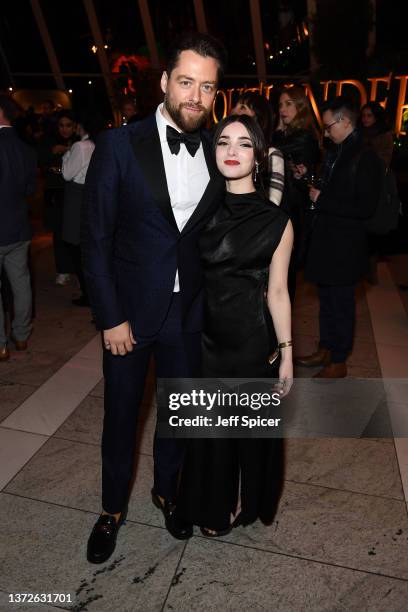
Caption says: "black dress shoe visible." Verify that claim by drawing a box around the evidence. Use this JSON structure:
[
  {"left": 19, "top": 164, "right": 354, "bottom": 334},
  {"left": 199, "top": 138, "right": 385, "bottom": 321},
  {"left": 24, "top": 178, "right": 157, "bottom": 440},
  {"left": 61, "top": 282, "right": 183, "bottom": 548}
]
[
  {"left": 87, "top": 510, "right": 127, "bottom": 564},
  {"left": 151, "top": 490, "right": 193, "bottom": 540}
]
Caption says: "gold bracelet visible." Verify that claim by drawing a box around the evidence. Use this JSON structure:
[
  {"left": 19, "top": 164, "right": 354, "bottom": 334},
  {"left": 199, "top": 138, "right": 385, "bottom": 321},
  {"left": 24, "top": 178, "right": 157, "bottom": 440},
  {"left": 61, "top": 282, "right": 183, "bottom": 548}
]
[{"left": 278, "top": 341, "right": 292, "bottom": 349}]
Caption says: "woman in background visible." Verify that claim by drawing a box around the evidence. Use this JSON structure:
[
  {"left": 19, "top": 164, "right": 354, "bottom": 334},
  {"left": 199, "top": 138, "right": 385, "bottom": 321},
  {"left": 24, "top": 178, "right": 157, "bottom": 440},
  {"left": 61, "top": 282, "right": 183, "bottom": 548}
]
[
  {"left": 272, "top": 86, "right": 320, "bottom": 300},
  {"left": 359, "top": 101, "right": 395, "bottom": 284},
  {"left": 38, "top": 110, "right": 77, "bottom": 286},
  {"left": 62, "top": 113, "right": 101, "bottom": 306},
  {"left": 360, "top": 101, "right": 394, "bottom": 167},
  {"left": 231, "top": 91, "right": 285, "bottom": 206}
]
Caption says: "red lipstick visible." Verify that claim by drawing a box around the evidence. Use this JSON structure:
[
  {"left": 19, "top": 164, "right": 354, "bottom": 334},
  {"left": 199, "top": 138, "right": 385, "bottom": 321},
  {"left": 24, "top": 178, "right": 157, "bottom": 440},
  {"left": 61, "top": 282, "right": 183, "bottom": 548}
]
[{"left": 224, "top": 160, "right": 240, "bottom": 165}]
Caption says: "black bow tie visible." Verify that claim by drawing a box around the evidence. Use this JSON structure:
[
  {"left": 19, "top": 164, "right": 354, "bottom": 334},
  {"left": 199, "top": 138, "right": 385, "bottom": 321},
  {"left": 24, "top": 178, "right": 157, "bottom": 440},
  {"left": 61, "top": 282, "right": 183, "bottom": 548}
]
[{"left": 166, "top": 125, "right": 201, "bottom": 157}]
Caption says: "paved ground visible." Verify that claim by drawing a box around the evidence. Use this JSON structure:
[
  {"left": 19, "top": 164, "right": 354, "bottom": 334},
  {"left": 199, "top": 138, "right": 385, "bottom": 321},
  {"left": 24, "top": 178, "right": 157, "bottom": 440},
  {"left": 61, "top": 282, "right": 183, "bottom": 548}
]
[{"left": 1, "top": 235, "right": 408, "bottom": 612}]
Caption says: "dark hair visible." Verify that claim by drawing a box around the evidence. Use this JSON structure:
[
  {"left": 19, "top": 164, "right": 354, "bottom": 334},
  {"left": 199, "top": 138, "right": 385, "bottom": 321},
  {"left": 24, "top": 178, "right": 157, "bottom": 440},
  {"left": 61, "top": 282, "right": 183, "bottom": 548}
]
[
  {"left": 166, "top": 31, "right": 227, "bottom": 81},
  {"left": 234, "top": 92, "right": 274, "bottom": 145},
  {"left": 359, "top": 101, "right": 389, "bottom": 132},
  {"left": 0, "top": 94, "right": 19, "bottom": 122},
  {"left": 213, "top": 114, "right": 267, "bottom": 168},
  {"left": 75, "top": 111, "right": 105, "bottom": 142},
  {"left": 321, "top": 96, "right": 359, "bottom": 127},
  {"left": 56, "top": 109, "right": 76, "bottom": 124}
]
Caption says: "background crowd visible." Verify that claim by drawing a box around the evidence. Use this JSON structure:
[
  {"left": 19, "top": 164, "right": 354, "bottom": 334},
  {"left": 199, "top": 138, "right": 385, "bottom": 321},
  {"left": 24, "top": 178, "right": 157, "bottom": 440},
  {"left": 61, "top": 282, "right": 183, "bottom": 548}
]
[{"left": 0, "top": 85, "right": 403, "bottom": 367}]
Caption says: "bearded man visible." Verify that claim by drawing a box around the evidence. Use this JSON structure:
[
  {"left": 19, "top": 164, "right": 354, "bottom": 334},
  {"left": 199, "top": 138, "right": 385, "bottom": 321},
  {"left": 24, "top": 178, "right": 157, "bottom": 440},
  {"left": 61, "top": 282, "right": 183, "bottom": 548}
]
[{"left": 83, "top": 32, "right": 226, "bottom": 563}]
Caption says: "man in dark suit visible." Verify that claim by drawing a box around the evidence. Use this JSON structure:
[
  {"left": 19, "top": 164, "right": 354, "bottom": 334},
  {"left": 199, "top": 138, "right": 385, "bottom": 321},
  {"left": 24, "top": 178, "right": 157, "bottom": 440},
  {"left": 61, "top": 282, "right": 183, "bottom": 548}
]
[
  {"left": 0, "top": 96, "right": 37, "bottom": 361},
  {"left": 83, "top": 32, "right": 226, "bottom": 563},
  {"left": 295, "top": 97, "right": 382, "bottom": 378}
]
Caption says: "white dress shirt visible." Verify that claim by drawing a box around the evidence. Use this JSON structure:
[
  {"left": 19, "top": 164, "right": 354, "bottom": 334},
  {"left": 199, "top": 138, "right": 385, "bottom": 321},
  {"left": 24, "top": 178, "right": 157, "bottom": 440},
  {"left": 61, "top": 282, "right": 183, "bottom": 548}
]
[
  {"left": 155, "top": 103, "right": 210, "bottom": 292},
  {"left": 62, "top": 135, "right": 95, "bottom": 184}
]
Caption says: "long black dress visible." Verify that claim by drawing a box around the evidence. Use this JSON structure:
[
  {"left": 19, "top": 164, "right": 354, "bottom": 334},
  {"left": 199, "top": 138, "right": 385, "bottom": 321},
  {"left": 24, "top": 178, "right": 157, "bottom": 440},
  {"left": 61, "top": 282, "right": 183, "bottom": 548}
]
[
  {"left": 272, "top": 128, "right": 320, "bottom": 301},
  {"left": 177, "top": 190, "right": 289, "bottom": 531}
]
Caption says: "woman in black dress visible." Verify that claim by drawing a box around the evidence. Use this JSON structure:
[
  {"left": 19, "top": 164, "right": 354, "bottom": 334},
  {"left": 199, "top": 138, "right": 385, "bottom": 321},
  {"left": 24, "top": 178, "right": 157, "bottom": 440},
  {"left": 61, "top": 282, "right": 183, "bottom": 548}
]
[
  {"left": 176, "top": 115, "right": 293, "bottom": 536},
  {"left": 273, "top": 86, "right": 320, "bottom": 300},
  {"left": 38, "top": 110, "right": 78, "bottom": 285}
]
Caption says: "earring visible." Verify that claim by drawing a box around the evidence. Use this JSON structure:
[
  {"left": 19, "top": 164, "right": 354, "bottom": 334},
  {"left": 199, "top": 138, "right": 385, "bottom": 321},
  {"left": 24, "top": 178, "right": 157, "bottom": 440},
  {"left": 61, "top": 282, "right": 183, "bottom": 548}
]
[{"left": 254, "top": 161, "right": 260, "bottom": 182}]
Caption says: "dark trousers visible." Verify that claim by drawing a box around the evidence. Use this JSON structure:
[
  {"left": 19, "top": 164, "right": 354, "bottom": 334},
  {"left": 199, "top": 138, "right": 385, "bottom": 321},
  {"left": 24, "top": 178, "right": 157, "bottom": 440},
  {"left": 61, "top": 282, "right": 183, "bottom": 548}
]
[
  {"left": 101, "top": 294, "right": 201, "bottom": 514},
  {"left": 69, "top": 244, "right": 88, "bottom": 299},
  {"left": 44, "top": 189, "right": 73, "bottom": 274},
  {"left": 318, "top": 284, "right": 356, "bottom": 363}
]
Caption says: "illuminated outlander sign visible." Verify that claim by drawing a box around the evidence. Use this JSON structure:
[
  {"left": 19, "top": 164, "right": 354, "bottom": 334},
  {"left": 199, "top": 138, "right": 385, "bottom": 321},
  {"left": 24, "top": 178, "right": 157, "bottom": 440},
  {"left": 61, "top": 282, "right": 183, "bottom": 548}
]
[{"left": 212, "top": 73, "right": 408, "bottom": 136}]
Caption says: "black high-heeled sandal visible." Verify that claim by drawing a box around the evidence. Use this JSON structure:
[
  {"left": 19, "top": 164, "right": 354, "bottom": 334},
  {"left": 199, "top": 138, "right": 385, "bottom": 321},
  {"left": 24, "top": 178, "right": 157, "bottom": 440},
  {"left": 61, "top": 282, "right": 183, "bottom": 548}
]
[
  {"left": 200, "top": 525, "right": 232, "bottom": 538},
  {"left": 232, "top": 512, "right": 243, "bottom": 528}
]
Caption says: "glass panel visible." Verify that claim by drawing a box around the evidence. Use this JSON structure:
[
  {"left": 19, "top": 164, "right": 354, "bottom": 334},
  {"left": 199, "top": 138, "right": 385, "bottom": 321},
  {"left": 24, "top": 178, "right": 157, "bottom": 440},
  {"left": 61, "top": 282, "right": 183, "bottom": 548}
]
[
  {"left": 40, "top": 0, "right": 100, "bottom": 74},
  {"left": 0, "top": 4, "right": 50, "bottom": 74},
  {"left": 148, "top": 0, "right": 196, "bottom": 60},
  {"left": 205, "top": 1, "right": 256, "bottom": 76},
  {"left": 260, "top": 0, "right": 309, "bottom": 76}
]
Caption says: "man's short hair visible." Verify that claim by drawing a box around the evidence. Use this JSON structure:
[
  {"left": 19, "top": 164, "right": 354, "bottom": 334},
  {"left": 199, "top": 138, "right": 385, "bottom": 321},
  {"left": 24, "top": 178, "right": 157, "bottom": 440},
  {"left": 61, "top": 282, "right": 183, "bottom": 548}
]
[
  {"left": 0, "top": 95, "right": 19, "bottom": 123},
  {"left": 321, "top": 96, "right": 359, "bottom": 127},
  {"left": 166, "top": 31, "right": 227, "bottom": 82}
]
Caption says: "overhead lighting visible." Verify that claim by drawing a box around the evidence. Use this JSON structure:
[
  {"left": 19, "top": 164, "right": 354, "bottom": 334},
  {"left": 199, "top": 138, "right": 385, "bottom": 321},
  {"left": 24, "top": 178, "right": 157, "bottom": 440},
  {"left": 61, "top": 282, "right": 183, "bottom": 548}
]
[
  {"left": 88, "top": 80, "right": 92, "bottom": 85},
  {"left": 8, "top": 87, "right": 13, "bottom": 91},
  {"left": 279, "top": 50, "right": 283, "bottom": 55},
  {"left": 91, "top": 45, "right": 97, "bottom": 53},
  {"left": 68, "top": 89, "right": 73, "bottom": 93},
  {"left": 269, "top": 55, "right": 274, "bottom": 59},
  {"left": 104, "top": 44, "right": 108, "bottom": 49}
]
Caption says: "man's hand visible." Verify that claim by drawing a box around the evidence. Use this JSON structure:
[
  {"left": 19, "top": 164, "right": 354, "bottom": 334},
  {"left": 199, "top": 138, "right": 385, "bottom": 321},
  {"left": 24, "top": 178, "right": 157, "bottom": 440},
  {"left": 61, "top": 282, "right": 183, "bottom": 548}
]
[{"left": 103, "top": 321, "right": 136, "bottom": 356}]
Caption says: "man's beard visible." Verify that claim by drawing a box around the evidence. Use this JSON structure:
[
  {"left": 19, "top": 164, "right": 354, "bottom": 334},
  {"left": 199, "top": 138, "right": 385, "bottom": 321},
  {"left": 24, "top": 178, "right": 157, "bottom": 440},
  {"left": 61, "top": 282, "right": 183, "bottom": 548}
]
[{"left": 164, "top": 93, "right": 209, "bottom": 132}]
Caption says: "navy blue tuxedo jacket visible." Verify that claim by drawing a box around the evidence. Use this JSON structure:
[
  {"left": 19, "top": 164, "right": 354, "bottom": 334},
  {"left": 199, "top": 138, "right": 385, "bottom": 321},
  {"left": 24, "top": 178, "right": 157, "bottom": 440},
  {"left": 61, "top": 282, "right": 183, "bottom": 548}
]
[
  {"left": 0, "top": 128, "right": 37, "bottom": 246},
  {"left": 82, "top": 114, "right": 224, "bottom": 337}
]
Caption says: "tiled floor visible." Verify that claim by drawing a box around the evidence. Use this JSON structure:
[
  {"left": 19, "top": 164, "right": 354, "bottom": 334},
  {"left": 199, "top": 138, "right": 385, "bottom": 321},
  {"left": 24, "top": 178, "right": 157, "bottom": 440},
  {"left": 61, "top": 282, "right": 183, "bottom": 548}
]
[{"left": 1, "top": 237, "right": 408, "bottom": 611}]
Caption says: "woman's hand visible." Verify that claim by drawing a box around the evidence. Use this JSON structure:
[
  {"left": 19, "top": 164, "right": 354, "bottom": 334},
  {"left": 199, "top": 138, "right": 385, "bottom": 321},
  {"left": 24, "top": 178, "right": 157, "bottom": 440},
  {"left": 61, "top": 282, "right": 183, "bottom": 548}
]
[
  {"left": 103, "top": 321, "right": 136, "bottom": 356},
  {"left": 276, "top": 356, "right": 293, "bottom": 397}
]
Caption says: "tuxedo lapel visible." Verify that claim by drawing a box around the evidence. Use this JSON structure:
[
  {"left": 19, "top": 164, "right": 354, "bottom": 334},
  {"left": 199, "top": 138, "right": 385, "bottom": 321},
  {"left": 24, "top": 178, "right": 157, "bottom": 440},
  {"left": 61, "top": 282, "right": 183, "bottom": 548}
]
[
  {"left": 129, "top": 118, "right": 223, "bottom": 235},
  {"left": 181, "top": 130, "right": 224, "bottom": 234},
  {"left": 129, "top": 117, "right": 179, "bottom": 232},
  {"left": 202, "top": 130, "right": 217, "bottom": 176}
]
